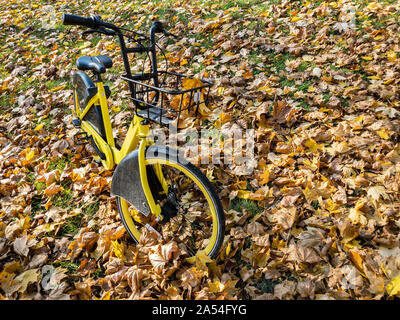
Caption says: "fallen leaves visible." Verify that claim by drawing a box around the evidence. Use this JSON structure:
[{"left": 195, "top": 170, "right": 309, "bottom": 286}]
[{"left": 0, "top": 0, "right": 399, "bottom": 301}]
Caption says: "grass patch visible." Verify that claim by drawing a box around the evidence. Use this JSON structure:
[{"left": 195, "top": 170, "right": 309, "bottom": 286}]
[
  {"left": 90, "top": 267, "right": 106, "bottom": 279},
  {"left": 52, "top": 189, "right": 74, "bottom": 209},
  {"left": 280, "top": 76, "right": 295, "bottom": 88},
  {"left": 31, "top": 195, "right": 44, "bottom": 215},
  {"left": 45, "top": 78, "right": 67, "bottom": 91},
  {"left": 81, "top": 201, "right": 100, "bottom": 218},
  {"left": 60, "top": 213, "right": 83, "bottom": 236},
  {"left": 53, "top": 261, "right": 79, "bottom": 274},
  {"left": 48, "top": 156, "right": 70, "bottom": 171},
  {"left": 231, "top": 198, "right": 262, "bottom": 215},
  {"left": 296, "top": 99, "right": 311, "bottom": 110},
  {"left": 296, "top": 80, "right": 312, "bottom": 93},
  {"left": 267, "top": 52, "right": 296, "bottom": 72}
]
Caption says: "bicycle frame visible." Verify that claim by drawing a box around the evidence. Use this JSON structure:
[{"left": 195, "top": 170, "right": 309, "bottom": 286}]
[
  {"left": 74, "top": 79, "right": 167, "bottom": 218},
  {"left": 71, "top": 22, "right": 176, "bottom": 220}
]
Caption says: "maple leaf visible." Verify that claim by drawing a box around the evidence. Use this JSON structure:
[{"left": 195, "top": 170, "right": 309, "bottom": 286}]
[
  {"left": 286, "top": 243, "right": 321, "bottom": 264},
  {"left": 186, "top": 250, "right": 214, "bottom": 271},
  {"left": 386, "top": 277, "right": 400, "bottom": 296},
  {"left": 271, "top": 100, "right": 296, "bottom": 124},
  {"left": 111, "top": 240, "right": 124, "bottom": 261}
]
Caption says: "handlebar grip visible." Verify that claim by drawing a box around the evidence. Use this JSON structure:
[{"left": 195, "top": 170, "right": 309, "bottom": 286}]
[{"left": 62, "top": 14, "right": 97, "bottom": 28}]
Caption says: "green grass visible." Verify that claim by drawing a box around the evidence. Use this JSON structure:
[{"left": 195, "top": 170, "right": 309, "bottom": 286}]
[
  {"left": 298, "top": 61, "right": 310, "bottom": 72},
  {"left": 31, "top": 195, "right": 44, "bottom": 215},
  {"left": 256, "top": 277, "right": 281, "bottom": 294},
  {"left": 296, "top": 99, "right": 311, "bottom": 110},
  {"left": 35, "top": 181, "right": 46, "bottom": 191},
  {"left": 296, "top": 80, "right": 312, "bottom": 93},
  {"left": 48, "top": 156, "right": 70, "bottom": 171},
  {"left": 53, "top": 261, "right": 79, "bottom": 274},
  {"left": 81, "top": 201, "right": 100, "bottom": 218},
  {"left": 60, "top": 213, "right": 83, "bottom": 236},
  {"left": 90, "top": 267, "right": 106, "bottom": 279},
  {"left": 255, "top": 272, "right": 298, "bottom": 294},
  {"left": 323, "top": 93, "right": 331, "bottom": 104},
  {"left": 52, "top": 188, "right": 74, "bottom": 209},
  {"left": 280, "top": 76, "right": 295, "bottom": 88},
  {"left": 45, "top": 78, "right": 67, "bottom": 91},
  {"left": 267, "top": 52, "right": 296, "bottom": 72},
  {"left": 231, "top": 198, "right": 262, "bottom": 215}
]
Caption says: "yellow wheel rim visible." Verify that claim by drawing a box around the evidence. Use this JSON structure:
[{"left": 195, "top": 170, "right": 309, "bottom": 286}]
[{"left": 118, "top": 158, "right": 219, "bottom": 257}]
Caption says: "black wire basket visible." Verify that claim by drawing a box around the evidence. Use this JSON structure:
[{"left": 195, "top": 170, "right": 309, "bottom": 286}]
[{"left": 121, "top": 71, "right": 212, "bottom": 127}]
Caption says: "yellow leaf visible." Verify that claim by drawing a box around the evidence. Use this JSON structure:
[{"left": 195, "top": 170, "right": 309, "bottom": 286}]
[
  {"left": 348, "top": 200, "right": 368, "bottom": 225},
  {"left": 14, "top": 269, "right": 40, "bottom": 293},
  {"left": 186, "top": 250, "right": 213, "bottom": 270},
  {"left": 25, "top": 149, "right": 35, "bottom": 161},
  {"left": 303, "top": 158, "right": 319, "bottom": 171},
  {"left": 325, "top": 199, "right": 342, "bottom": 214},
  {"left": 387, "top": 277, "right": 400, "bottom": 296},
  {"left": 180, "top": 58, "right": 188, "bottom": 66},
  {"left": 361, "top": 56, "right": 373, "bottom": 61},
  {"left": 386, "top": 50, "right": 397, "bottom": 62},
  {"left": 34, "top": 123, "right": 45, "bottom": 131},
  {"left": 225, "top": 241, "right": 231, "bottom": 256},
  {"left": 111, "top": 240, "right": 124, "bottom": 260},
  {"left": 95, "top": 290, "right": 111, "bottom": 300},
  {"left": 348, "top": 250, "right": 365, "bottom": 274},
  {"left": 209, "top": 280, "right": 224, "bottom": 293},
  {"left": 49, "top": 85, "right": 66, "bottom": 92},
  {"left": 182, "top": 78, "right": 203, "bottom": 90},
  {"left": 291, "top": 16, "right": 301, "bottom": 22},
  {"left": 219, "top": 112, "right": 231, "bottom": 125},
  {"left": 367, "top": 76, "right": 381, "bottom": 80},
  {"left": 258, "top": 167, "right": 270, "bottom": 185},
  {"left": 307, "top": 86, "right": 316, "bottom": 93},
  {"left": 304, "top": 138, "right": 323, "bottom": 153},
  {"left": 367, "top": 3, "right": 378, "bottom": 10},
  {"left": 376, "top": 129, "right": 389, "bottom": 140},
  {"left": 44, "top": 183, "right": 63, "bottom": 197},
  {"left": 237, "top": 190, "right": 250, "bottom": 199}
]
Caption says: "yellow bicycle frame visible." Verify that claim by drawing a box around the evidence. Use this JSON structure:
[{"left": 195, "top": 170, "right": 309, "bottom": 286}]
[{"left": 74, "top": 80, "right": 167, "bottom": 217}]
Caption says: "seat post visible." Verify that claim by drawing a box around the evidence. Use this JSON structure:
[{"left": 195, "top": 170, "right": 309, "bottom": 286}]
[{"left": 94, "top": 72, "right": 102, "bottom": 82}]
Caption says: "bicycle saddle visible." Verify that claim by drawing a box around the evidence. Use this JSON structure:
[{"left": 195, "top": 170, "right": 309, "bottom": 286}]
[{"left": 76, "top": 55, "right": 113, "bottom": 73}]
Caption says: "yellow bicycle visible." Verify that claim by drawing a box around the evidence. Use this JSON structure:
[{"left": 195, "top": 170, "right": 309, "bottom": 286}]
[{"left": 62, "top": 14, "right": 225, "bottom": 259}]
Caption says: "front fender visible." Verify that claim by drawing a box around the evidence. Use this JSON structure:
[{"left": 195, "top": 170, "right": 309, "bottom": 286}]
[
  {"left": 110, "top": 145, "right": 188, "bottom": 216},
  {"left": 110, "top": 149, "right": 150, "bottom": 216}
]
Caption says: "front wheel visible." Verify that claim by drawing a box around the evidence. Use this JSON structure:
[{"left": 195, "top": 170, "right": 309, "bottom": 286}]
[{"left": 116, "top": 152, "right": 225, "bottom": 259}]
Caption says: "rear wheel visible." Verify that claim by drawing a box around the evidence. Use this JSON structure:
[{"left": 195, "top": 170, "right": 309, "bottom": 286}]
[{"left": 116, "top": 153, "right": 225, "bottom": 259}]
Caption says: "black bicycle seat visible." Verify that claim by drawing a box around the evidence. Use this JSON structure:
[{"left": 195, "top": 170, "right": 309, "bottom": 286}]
[{"left": 76, "top": 55, "right": 113, "bottom": 73}]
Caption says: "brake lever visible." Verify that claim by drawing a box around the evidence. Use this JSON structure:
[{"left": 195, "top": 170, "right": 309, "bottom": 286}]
[
  {"left": 82, "top": 29, "right": 97, "bottom": 37},
  {"left": 81, "top": 27, "right": 116, "bottom": 38}
]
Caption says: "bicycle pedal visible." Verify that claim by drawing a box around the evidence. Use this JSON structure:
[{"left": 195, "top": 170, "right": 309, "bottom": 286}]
[
  {"left": 72, "top": 118, "right": 81, "bottom": 127},
  {"left": 73, "top": 131, "right": 90, "bottom": 145}
]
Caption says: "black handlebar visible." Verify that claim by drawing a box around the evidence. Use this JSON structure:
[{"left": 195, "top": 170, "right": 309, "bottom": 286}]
[
  {"left": 62, "top": 13, "right": 179, "bottom": 101},
  {"left": 62, "top": 13, "right": 175, "bottom": 38},
  {"left": 62, "top": 14, "right": 98, "bottom": 28}
]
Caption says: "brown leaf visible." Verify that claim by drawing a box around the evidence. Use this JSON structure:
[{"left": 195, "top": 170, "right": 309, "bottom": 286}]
[
  {"left": 272, "top": 100, "right": 296, "bottom": 125},
  {"left": 286, "top": 243, "right": 321, "bottom": 264},
  {"left": 125, "top": 266, "right": 143, "bottom": 294}
]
